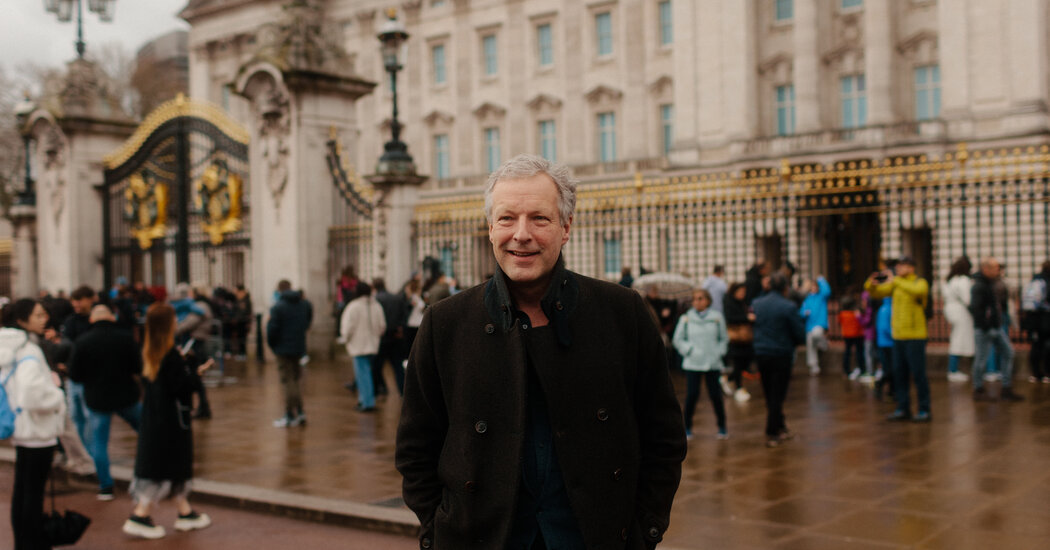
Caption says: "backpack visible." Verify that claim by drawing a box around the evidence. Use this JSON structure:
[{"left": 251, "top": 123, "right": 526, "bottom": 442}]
[
  {"left": 1022, "top": 277, "right": 1047, "bottom": 312},
  {"left": 0, "top": 361, "right": 22, "bottom": 440}
]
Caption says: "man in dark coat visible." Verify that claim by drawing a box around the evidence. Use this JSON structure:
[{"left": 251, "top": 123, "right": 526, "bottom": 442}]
[
  {"left": 970, "top": 257, "right": 1023, "bottom": 402},
  {"left": 396, "top": 154, "right": 686, "bottom": 550},
  {"left": 69, "top": 304, "right": 142, "bottom": 500},
  {"left": 61, "top": 285, "right": 98, "bottom": 451},
  {"left": 751, "top": 273, "right": 806, "bottom": 448},
  {"left": 266, "top": 280, "right": 313, "bottom": 427},
  {"left": 372, "top": 277, "right": 408, "bottom": 396}
]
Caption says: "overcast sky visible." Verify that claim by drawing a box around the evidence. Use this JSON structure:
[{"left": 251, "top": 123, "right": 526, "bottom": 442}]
[{"left": 1, "top": 0, "right": 189, "bottom": 75}]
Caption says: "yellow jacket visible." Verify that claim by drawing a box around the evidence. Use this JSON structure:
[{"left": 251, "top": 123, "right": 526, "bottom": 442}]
[{"left": 865, "top": 274, "right": 929, "bottom": 340}]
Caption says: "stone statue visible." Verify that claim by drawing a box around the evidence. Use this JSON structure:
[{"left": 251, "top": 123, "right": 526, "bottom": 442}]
[{"left": 257, "top": 88, "right": 290, "bottom": 209}]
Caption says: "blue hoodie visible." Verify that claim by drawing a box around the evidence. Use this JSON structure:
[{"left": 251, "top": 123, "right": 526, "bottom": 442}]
[
  {"left": 799, "top": 277, "right": 831, "bottom": 332},
  {"left": 875, "top": 299, "right": 894, "bottom": 348}
]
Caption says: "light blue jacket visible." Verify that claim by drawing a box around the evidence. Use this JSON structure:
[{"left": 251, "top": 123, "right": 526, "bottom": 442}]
[
  {"left": 876, "top": 299, "right": 894, "bottom": 348},
  {"left": 672, "top": 308, "right": 728, "bottom": 372},
  {"left": 800, "top": 277, "right": 831, "bottom": 332}
]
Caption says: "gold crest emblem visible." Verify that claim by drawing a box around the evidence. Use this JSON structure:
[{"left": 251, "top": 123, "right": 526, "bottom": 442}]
[
  {"left": 124, "top": 169, "right": 168, "bottom": 250},
  {"left": 195, "top": 160, "right": 243, "bottom": 245}
]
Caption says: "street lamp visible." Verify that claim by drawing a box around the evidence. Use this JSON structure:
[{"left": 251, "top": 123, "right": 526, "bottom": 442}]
[
  {"left": 43, "top": 0, "right": 116, "bottom": 59},
  {"left": 14, "top": 93, "right": 37, "bottom": 206},
  {"left": 375, "top": 8, "right": 415, "bottom": 175}
]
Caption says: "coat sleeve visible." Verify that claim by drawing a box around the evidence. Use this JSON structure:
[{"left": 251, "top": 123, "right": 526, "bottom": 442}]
[
  {"left": 864, "top": 279, "right": 893, "bottom": 300},
  {"left": 895, "top": 277, "right": 929, "bottom": 303},
  {"left": 670, "top": 314, "right": 691, "bottom": 358},
  {"left": 817, "top": 277, "right": 831, "bottom": 298},
  {"left": 629, "top": 293, "right": 687, "bottom": 548},
  {"left": 12, "top": 347, "right": 65, "bottom": 414},
  {"left": 395, "top": 309, "right": 449, "bottom": 541},
  {"left": 266, "top": 306, "right": 282, "bottom": 350},
  {"left": 789, "top": 306, "right": 807, "bottom": 346},
  {"left": 715, "top": 314, "right": 729, "bottom": 357}
]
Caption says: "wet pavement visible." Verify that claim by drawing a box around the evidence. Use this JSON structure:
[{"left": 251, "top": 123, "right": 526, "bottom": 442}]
[{"left": 5, "top": 346, "right": 1050, "bottom": 549}]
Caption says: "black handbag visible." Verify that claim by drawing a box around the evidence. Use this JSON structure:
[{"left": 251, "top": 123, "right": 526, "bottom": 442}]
[{"left": 43, "top": 474, "right": 91, "bottom": 546}]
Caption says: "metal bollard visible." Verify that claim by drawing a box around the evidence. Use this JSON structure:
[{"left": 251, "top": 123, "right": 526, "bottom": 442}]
[{"left": 255, "top": 313, "right": 264, "bottom": 363}]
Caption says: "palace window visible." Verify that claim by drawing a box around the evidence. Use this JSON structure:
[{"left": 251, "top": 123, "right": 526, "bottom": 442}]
[
  {"left": 596, "top": 12, "right": 613, "bottom": 56},
  {"left": 775, "top": 84, "right": 795, "bottom": 135},
  {"left": 432, "top": 44, "right": 446, "bottom": 85},
  {"left": 598, "top": 112, "right": 617, "bottom": 162},
  {"left": 482, "top": 34, "right": 498, "bottom": 76},
  {"left": 539, "top": 120, "right": 556, "bottom": 162},
  {"left": 840, "top": 74, "right": 867, "bottom": 129},
  {"left": 537, "top": 23, "right": 553, "bottom": 67},
  {"left": 915, "top": 65, "right": 941, "bottom": 120},
  {"left": 658, "top": 1, "right": 673, "bottom": 46},
  {"left": 841, "top": 0, "right": 863, "bottom": 9},
  {"left": 433, "top": 134, "right": 450, "bottom": 179},
  {"left": 485, "top": 127, "right": 501, "bottom": 173},
  {"left": 440, "top": 245, "right": 456, "bottom": 279},
  {"left": 774, "top": 0, "right": 793, "bottom": 21},
  {"left": 604, "top": 237, "right": 623, "bottom": 275},
  {"left": 661, "top": 104, "right": 674, "bottom": 156}
]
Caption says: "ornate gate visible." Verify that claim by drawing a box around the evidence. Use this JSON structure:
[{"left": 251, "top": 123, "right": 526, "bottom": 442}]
[{"left": 102, "top": 94, "right": 251, "bottom": 290}]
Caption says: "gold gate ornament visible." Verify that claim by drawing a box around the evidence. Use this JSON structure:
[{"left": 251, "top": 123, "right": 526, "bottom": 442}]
[
  {"left": 124, "top": 170, "right": 168, "bottom": 250},
  {"left": 195, "top": 161, "right": 243, "bottom": 245}
]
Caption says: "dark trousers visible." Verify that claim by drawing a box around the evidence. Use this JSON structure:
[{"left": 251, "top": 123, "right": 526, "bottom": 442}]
[
  {"left": 372, "top": 337, "right": 406, "bottom": 395},
  {"left": 276, "top": 354, "right": 304, "bottom": 416},
  {"left": 842, "top": 337, "right": 866, "bottom": 374},
  {"left": 12, "top": 445, "right": 55, "bottom": 550},
  {"left": 727, "top": 344, "right": 753, "bottom": 389},
  {"left": 683, "top": 370, "right": 726, "bottom": 431},
  {"left": 756, "top": 355, "right": 793, "bottom": 438},
  {"left": 876, "top": 346, "right": 895, "bottom": 397},
  {"left": 1031, "top": 331, "right": 1050, "bottom": 379},
  {"left": 892, "top": 339, "right": 930, "bottom": 414}
]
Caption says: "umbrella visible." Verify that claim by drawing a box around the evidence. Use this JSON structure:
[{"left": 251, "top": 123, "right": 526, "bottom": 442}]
[{"left": 632, "top": 272, "right": 697, "bottom": 300}]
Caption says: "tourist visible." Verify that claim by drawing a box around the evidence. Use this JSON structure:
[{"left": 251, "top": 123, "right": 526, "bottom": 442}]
[
  {"left": 942, "top": 256, "right": 974, "bottom": 382},
  {"left": 266, "top": 280, "right": 313, "bottom": 427},
  {"left": 339, "top": 282, "right": 386, "bottom": 412},
  {"left": 672, "top": 288, "right": 729, "bottom": 440}
]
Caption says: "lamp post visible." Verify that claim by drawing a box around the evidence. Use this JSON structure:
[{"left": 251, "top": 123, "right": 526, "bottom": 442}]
[
  {"left": 375, "top": 8, "right": 415, "bottom": 176},
  {"left": 43, "top": 0, "right": 116, "bottom": 59},
  {"left": 14, "top": 93, "right": 36, "bottom": 207}
]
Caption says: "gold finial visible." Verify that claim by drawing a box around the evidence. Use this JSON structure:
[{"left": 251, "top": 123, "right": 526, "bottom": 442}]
[
  {"left": 175, "top": 92, "right": 186, "bottom": 106},
  {"left": 634, "top": 172, "right": 644, "bottom": 192},
  {"left": 386, "top": 7, "right": 398, "bottom": 19},
  {"left": 779, "top": 158, "right": 792, "bottom": 181},
  {"left": 956, "top": 142, "right": 969, "bottom": 164},
  {"left": 329, "top": 125, "right": 338, "bottom": 141}
]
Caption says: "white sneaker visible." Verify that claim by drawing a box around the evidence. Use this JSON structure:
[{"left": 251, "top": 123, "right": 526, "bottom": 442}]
[
  {"left": 123, "top": 516, "right": 166, "bottom": 539},
  {"left": 809, "top": 366, "right": 820, "bottom": 376},
  {"left": 849, "top": 368, "right": 861, "bottom": 380},
  {"left": 719, "top": 376, "right": 733, "bottom": 396},
  {"left": 874, "top": 368, "right": 883, "bottom": 380},
  {"left": 299, "top": 354, "right": 310, "bottom": 366},
  {"left": 733, "top": 388, "right": 751, "bottom": 402},
  {"left": 858, "top": 374, "right": 875, "bottom": 384},
  {"left": 983, "top": 372, "right": 1002, "bottom": 382},
  {"left": 174, "top": 511, "right": 212, "bottom": 532},
  {"left": 273, "top": 415, "right": 294, "bottom": 428},
  {"left": 948, "top": 371, "right": 970, "bottom": 382}
]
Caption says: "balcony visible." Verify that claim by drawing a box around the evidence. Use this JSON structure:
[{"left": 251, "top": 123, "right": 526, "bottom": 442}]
[{"left": 733, "top": 119, "right": 948, "bottom": 160}]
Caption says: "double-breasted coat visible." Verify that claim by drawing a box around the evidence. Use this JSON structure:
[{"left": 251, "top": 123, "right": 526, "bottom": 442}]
[{"left": 396, "top": 262, "right": 687, "bottom": 550}]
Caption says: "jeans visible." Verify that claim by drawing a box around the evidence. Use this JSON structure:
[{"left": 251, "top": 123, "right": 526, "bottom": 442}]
[
  {"left": 756, "top": 355, "right": 793, "bottom": 438},
  {"left": 682, "top": 370, "right": 726, "bottom": 432},
  {"left": 12, "top": 445, "right": 55, "bottom": 550},
  {"left": 892, "top": 339, "right": 930, "bottom": 415},
  {"left": 805, "top": 327, "right": 828, "bottom": 370},
  {"left": 86, "top": 402, "right": 142, "bottom": 491},
  {"left": 973, "top": 327, "right": 1015, "bottom": 389},
  {"left": 948, "top": 354, "right": 962, "bottom": 373},
  {"left": 354, "top": 355, "right": 376, "bottom": 409},
  {"left": 66, "top": 381, "right": 90, "bottom": 447},
  {"left": 842, "top": 337, "right": 866, "bottom": 375}
]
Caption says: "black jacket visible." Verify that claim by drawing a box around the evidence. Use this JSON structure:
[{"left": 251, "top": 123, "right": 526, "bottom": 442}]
[
  {"left": 752, "top": 292, "right": 806, "bottom": 357},
  {"left": 68, "top": 321, "right": 141, "bottom": 412},
  {"left": 61, "top": 313, "right": 92, "bottom": 344},
  {"left": 375, "top": 290, "right": 409, "bottom": 340},
  {"left": 134, "top": 348, "right": 194, "bottom": 482},
  {"left": 396, "top": 261, "right": 686, "bottom": 550},
  {"left": 970, "top": 273, "right": 1007, "bottom": 331},
  {"left": 266, "top": 291, "right": 313, "bottom": 357}
]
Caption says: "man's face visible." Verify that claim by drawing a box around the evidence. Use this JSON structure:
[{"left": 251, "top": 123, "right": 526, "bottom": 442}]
[
  {"left": 982, "top": 261, "right": 1001, "bottom": 279},
  {"left": 72, "top": 297, "right": 94, "bottom": 314},
  {"left": 488, "top": 174, "right": 571, "bottom": 288},
  {"left": 895, "top": 262, "right": 915, "bottom": 277}
]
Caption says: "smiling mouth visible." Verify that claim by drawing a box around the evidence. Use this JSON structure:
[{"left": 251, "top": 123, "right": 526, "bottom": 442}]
[{"left": 508, "top": 250, "right": 538, "bottom": 257}]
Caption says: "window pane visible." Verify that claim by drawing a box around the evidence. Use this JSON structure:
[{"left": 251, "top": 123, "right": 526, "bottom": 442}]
[
  {"left": 434, "top": 134, "right": 449, "bottom": 179},
  {"left": 432, "top": 45, "right": 446, "bottom": 84},
  {"left": 604, "top": 238, "right": 622, "bottom": 274},
  {"left": 596, "top": 12, "right": 612, "bottom": 55},
  {"left": 598, "top": 112, "right": 616, "bottom": 162},
  {"left": 775, "top": 84, "right": 795, "bottom": 135},
  {"left": 539, "top": 120, "right": 556, "bottom": 162},
  {"left": 538, "top": 24, "right": 553, "bottom": 66},
  {"left": 775, "top": 0, "right": 793, "bottom": 21},
  {"left": 661, "top": 104, "right": 674, "bottom": 155},
  {"left": 485, "top": 128, "right": 501, "bottom": 172},
  {"left": 659, "top": 1, "right": 673, "bottom": 45},
  {"left": 440, "top": 246, "right": 455, "bottom": 279},
  {"left": 483, "top": 35, "right": 498, "bottom": 75},
  {"left": 841, "top": 0, "right": 863, "bottom": 8}
]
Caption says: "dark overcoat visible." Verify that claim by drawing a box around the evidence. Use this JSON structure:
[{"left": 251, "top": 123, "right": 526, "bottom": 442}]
[
  {"left": 134, "top": 348, "right": 194, "bottom": 482},
  {"left": 396, "top": 263, "right": 687, "bottom": 550}
]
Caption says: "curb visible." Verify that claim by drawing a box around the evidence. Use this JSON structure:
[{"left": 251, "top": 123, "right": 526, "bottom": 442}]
[{"left": 0, "top": 446, "right": 419, "bottom": 537}]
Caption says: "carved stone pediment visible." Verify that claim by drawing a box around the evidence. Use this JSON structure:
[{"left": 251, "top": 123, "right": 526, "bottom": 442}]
[
  {"left": 822, "top": 45, "right": 864, "bottom": 71},
  {"left": 897, "top": 29, "right": 938, "bottom": 58},
  {"left": 423, "top": 110, "right": 455, "bottom": 126},
  {"left": 526, "top": 94, "right": 563, "bottom": 111},
  {"left": 584, "top": 85, "right": 623, "bottom": 105},
  {"left": 648, "top": 75, "right": 673, "bottom": 95},
  {"left": 472, "top": 102, "right": 507, "bottom": 119},
  {"left": 758, "top": 53, "right": 791, "bottom": 76}
]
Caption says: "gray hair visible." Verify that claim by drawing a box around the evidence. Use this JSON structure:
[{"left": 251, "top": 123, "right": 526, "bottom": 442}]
[{"left": 483, "top": 154, "right": 577, "bottom": 224}]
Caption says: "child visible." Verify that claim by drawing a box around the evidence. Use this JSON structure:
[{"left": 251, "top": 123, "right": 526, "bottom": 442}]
[
  {"left": 838, "top": 295, "right": 866, "bottom": 379},
  {"left": 874, "top": 297, "right": 895, "bottom": 400}
]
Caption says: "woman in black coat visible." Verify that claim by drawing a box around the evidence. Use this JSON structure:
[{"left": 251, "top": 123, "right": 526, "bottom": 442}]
[
  {"left": 122, "top": 303, "right": 213, "bottom": 540},
  {"left": 724, "top": 283, "right": 755, "bottom": 401}
]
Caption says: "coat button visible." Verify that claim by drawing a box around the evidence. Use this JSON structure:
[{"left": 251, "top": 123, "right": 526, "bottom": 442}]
[
  {"left": 555, "top": 301, "right": 564, "bottom": 311},
  {"left": 465, "top": 481, "right": 476, "bottom": 493},
  {"left": 484, "top": 324, "right": 495, "bottom": 334},
  {"left": 620, "top": 527, "right": 628, "bottom": 540},
  {"left": 611, "top": 468, "right": 623, "bottom": 481},
  {"left": 474, "top": 421, "right": 488, "bottom": 434},
  {"left": 647, "top": 527, "right": 660, "bottom": 539},
  {"left": 421, "top": 537, "right": 433, "bottom": 549},
  {"left": 596, "top": 408, "right": 609, "bottom": 421}
]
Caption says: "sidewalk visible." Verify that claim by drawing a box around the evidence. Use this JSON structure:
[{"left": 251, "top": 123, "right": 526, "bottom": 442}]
[{"left": 4, "top": 351, "right": 1050, "bottom": 549}]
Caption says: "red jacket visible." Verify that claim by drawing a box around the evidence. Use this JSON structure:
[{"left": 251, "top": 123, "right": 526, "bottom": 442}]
[{"left": 838, "top": 310, "right": 863, "bottom": 339}]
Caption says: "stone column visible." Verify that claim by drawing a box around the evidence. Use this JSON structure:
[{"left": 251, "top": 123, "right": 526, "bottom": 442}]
[
  {"left": 864, "top": 0, "right": 894, "bottom": 125},
  {"left": 938, "top": 0, "right": 971, "bottom": 136},
  {"left": 366, "top": 175, "right": 427, "bottom": 291},
  {"left": 725, "top": 0, "right": 759, "bottom": 140},
  {"left": 9, "top": 206, "right": 38, "bottom": 298},
  {"left": 793, "top": 0, "right": 821, "bottom": 133}
]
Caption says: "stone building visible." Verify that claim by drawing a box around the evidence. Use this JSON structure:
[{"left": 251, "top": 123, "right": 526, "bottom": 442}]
[{"left": 171, "top": 0, "right": 1050, "bottom": 341}]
